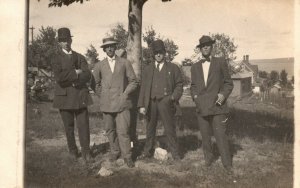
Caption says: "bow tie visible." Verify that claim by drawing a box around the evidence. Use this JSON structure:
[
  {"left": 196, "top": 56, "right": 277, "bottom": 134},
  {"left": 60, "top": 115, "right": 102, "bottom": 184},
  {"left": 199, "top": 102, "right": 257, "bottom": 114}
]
[
  {"left": 108, "top": 58, "right": 115, "bottom": 62},
  {"left": 201, "top": 58, "right": 211, "bottom": 63}
]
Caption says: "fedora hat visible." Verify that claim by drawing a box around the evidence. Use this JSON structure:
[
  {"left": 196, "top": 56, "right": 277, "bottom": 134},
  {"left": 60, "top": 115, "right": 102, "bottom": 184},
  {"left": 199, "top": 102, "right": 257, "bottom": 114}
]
[
  {"left": 196, "top": 35, "right": 215, "bottom": 48},
  {"left": 100, "top": 37, "right": 119, "bottom": 48},
  {"left": 151, "top": 39, "right": 166, "bottom": 54},
  {"left": 57, "top": 27, "right": 73, "bottom": 42}
]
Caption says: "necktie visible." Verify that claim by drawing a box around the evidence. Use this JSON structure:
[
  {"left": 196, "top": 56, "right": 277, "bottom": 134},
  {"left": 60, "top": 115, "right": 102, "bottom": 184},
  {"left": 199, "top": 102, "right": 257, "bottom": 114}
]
[{"left": 156, "top": 63, "right": 160, "bottom": 70}]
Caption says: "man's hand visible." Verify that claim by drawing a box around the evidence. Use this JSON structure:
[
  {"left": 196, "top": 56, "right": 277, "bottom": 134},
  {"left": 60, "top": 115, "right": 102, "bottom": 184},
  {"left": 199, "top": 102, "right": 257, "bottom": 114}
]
[
  {"left": 75, "top": 69, "right": 83, "bottom": 75},
  {"left": 216, "top": 93, "right": 225, "bottom": 105},
  {"left": 139, "top": 107, "right": 146, "bottom": 115}
]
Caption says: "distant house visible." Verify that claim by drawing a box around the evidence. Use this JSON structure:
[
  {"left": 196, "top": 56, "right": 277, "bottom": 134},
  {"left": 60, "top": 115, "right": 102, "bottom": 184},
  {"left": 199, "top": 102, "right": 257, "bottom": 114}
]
[
  {"left": 238, "top": 55, "right": 258, "bottom": 84},
  {"left": 270, "top": 82, "right": 281, "bottom": 94},
  {"left": 231, "top": 72, "right": 252, "bottom": 97}
]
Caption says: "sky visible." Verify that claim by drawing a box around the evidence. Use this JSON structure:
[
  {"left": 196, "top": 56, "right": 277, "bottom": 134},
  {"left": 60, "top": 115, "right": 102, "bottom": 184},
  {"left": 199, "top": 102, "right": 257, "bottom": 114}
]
[{"left": 29, "top": 0, "right": 295, "bottom": 63}]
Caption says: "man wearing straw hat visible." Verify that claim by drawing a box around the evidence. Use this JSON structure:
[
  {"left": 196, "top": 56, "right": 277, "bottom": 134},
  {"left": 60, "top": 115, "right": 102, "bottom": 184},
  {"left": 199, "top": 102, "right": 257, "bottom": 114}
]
[
  {"left": 93, "top": 37, "right": 138, "bottom": 168},
  {"left": 51, "top": 27, "right": 93, "bottom": 163},
  {"left": 191, "top": 35, "right": 233, "bottom": 173}
]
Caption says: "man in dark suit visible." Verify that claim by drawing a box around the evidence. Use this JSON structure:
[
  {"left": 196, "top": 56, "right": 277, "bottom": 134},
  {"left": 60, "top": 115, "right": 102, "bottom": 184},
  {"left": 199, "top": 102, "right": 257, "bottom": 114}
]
[
  {"left": 93, "top": 38, "right": 138, "bottom": 168},
  {"left": 190, "top": 35, "right": 234, "bottom": 172},
  {"left": 51, "top": 28, "right": 93, "bottom": 163},
  {"left": 137, "top": 40, "right": 183, "bottom": 160}
]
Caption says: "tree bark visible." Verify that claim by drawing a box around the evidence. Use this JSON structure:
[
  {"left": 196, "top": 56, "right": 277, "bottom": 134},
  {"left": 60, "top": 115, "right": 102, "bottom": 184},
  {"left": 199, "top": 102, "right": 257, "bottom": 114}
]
[
  {"left": 126, "top": 0, "right": 146, "bottom": 82},
  {"left": 126, "top": 0, "right": 146, "bottom": 147}
]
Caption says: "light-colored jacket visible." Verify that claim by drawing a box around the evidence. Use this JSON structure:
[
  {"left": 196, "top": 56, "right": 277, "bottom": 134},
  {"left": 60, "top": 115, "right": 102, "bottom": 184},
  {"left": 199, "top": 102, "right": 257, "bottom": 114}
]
[{"left": 93, "top": 56, "right": 138, "bottom": 113}]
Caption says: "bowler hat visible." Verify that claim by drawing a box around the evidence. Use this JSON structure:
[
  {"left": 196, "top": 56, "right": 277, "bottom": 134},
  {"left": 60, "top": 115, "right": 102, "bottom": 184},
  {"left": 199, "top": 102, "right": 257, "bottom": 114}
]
[
  {"left": 100, "top": 37, "right": 119, "bottom": 48},
  {"left": 151, "top": 39, "right": 166, "bottom": 54},
  {"left": 196, "top": 35, "right": 215, "bottom": 48},
  {"left": 57, "top": 27, "right": 73, "bottom": 42}
]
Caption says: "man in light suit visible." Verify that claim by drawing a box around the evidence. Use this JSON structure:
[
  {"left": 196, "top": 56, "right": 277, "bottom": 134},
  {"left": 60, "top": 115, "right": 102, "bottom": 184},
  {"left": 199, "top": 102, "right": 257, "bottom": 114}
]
[
  {"left": 93, "top": 37, "right": 138, "bottom": 168},
  {"left": 138, "top": 40, "right": 183, "bottom": 160},
  {"left": 51, "top": 28, "right": 93, "bottom": 163},
  {"left": 190, "top": 35, "right": 234, "bottom": 172}
]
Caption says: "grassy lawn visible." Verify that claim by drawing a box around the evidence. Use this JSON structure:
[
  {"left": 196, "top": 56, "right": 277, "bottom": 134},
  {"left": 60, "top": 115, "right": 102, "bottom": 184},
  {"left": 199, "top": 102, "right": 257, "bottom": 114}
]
[{"left": 25, "top": 95, "right": 293, "bottom": 188}]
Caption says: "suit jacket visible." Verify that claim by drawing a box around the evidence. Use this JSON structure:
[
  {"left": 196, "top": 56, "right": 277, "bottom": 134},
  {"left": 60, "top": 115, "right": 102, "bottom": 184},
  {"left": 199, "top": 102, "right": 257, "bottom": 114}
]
[
  {"left": 93, "top": 56, "right": 138, "bottom": 113},
  {"left": 52, "top": 50, "right": 93, "bottom": 109},
  {"left": 138, "top": 61, "right": 183, "bottom": 114},
  {"left": 190, "top": 57, "right": 233, "bottom": 116}
]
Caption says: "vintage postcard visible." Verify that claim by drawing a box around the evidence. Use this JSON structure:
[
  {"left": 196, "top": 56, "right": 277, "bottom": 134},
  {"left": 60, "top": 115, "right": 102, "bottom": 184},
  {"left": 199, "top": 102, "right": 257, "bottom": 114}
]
[{"left": 1, "top": 0, "right": 299, "bottom": 187}]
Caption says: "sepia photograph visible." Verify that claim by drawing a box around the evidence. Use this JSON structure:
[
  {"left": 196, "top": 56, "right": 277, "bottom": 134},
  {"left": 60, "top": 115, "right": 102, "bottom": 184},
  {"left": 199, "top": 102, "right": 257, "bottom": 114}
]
[{"left": 2, "top": 0, "right": 297, "bottom": 187}]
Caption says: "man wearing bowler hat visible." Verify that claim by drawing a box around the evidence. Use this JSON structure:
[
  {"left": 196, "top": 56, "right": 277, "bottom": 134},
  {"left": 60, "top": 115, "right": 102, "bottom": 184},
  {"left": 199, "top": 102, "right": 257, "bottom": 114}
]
[
  {"left": 190, "top": 35, "right": 234, "bottom": 173},
  {"left": 93, "top": 37, "right": 137, "bottom": 168},
  {"left": 51, "top": 27, "right": 93, "bottom": 163},
  {"left": 137, "top": 39, "right": 183, "bottom": 160}
]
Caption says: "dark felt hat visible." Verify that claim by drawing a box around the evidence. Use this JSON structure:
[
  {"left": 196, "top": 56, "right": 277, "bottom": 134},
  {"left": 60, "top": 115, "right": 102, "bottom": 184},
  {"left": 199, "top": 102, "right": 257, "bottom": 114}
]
[
  {"left": 151, "top": 39, "right": 166, "bottom": 53},
  {"left": 196, "top": 35, "right": 215, "bottom": 48},
  {"left": 100, "top": 37, "right": 119, "bottom": 48},
  {"left": 57, "top": 27, "right": 73, "bottom": 42}
]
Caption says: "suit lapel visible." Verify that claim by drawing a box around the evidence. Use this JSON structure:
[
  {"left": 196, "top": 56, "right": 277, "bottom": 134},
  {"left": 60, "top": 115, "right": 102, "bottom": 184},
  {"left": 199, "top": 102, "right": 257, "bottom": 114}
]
[
  {"left": 102, "top": 58, "right": 113, "bottom": 87},
  {"left": 71, "top": 51, "right": 79, "bottom": 69},
  {"left": 197, "top": 61, "right": 206, "bottom": 88},
  {"left": 103, "top": 58, "right": 113, "bottom": 74},
  {"left": 112, "top": 57, "right": 121, "bottom": 77},
  {"left": 206, "top": 57, "right": 216, "bottom": 87},
  {"left": 148, "top": 62, "right": 155, "bottom": 88}
]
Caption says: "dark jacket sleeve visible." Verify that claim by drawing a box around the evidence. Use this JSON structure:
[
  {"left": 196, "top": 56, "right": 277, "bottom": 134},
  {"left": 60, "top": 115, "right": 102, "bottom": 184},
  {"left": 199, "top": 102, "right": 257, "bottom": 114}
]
[
  {"left": 219, "top": 58, "right": 233, "bottom": 99},
  {"left": 137, "top": 67, "right": 147, "bottom": 108},
  {"left": 76, "top": 53, "right": 91, "bottom": 86},
  {"left": 92, "top": 62, "right": 102, "bottom": 95},
  {"left": 190, "top": 63, "right": 198, "bottom": 100},
  {"left": 51, "top": 56, "right": 77, "bottom": 88},
  {"left": 171, "top": 64, "right": 183, "bottom": 101},
  {"left": 124, "top": 60, "right": 138, "bottom": 95}
]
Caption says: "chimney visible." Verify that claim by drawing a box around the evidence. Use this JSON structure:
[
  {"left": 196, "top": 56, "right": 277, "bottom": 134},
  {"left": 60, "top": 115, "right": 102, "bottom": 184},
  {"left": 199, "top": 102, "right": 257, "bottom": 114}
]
[
  {"left": 245, "top": 55, "right": 249, "bottom": 62},
  {"left": 243, "top": 55, "right": 245, "bottom": 61}
]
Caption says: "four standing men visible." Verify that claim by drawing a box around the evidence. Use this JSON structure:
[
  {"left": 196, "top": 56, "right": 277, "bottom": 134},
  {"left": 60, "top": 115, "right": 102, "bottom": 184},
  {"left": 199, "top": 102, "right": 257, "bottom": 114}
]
[
  {"left": 191, "top": 35, "right": 234, "bottom": 172},
  {"left": 51, "top": 28, "right": 233, "bottom": 171},
  {"left": 93, "top": 37, "right": 138, "bottom": 167},
  {"left": 52, "top": 28, "right": 93, "bottom": 163}
]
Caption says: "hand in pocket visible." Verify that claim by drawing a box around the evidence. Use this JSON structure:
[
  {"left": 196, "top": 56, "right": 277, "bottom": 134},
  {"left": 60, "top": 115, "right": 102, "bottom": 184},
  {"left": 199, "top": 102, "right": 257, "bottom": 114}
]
[{"left": 119, "top": 93, "right": 128, "bottom": 111}]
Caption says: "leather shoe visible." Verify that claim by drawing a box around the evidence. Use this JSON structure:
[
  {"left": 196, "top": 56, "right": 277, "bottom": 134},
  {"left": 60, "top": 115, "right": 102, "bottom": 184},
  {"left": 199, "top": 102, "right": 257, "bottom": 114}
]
[{"left": 124, "top": 158, "right": 135, "bottom": 168}]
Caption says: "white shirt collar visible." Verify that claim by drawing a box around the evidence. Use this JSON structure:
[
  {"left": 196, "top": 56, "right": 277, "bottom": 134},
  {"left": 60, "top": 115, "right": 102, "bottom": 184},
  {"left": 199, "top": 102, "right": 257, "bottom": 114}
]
[
  {"left": 155, "top": 61, "right": 164, "bottom": 66},
  {"left": 107, "top": 56, "right": 116, "bottom": 73},
  {"left": 107, "top": 56, "right": 116, "bottom": 61},
  {"left": 155, "top": 61, "right": 165, "bottom": 71},
  {"left": 62, "top": 49, "right": 72, "bottom": 55}
]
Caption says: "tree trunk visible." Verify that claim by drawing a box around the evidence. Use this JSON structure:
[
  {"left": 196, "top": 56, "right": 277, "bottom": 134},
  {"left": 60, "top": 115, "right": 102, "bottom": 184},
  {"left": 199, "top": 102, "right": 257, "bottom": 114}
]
[
  {"left": 126, "top": 0, "right": 146, "bottom": 147},
  {"left": 126, "top": 0, "right": 146, "bottom": 82}
]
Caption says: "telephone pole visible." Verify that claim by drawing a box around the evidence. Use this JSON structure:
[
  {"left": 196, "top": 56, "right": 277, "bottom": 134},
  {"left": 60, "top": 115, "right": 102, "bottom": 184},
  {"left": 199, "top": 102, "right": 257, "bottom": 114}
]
[{"left": 29, "top": 26, "right": 35, "bottom": 44}]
